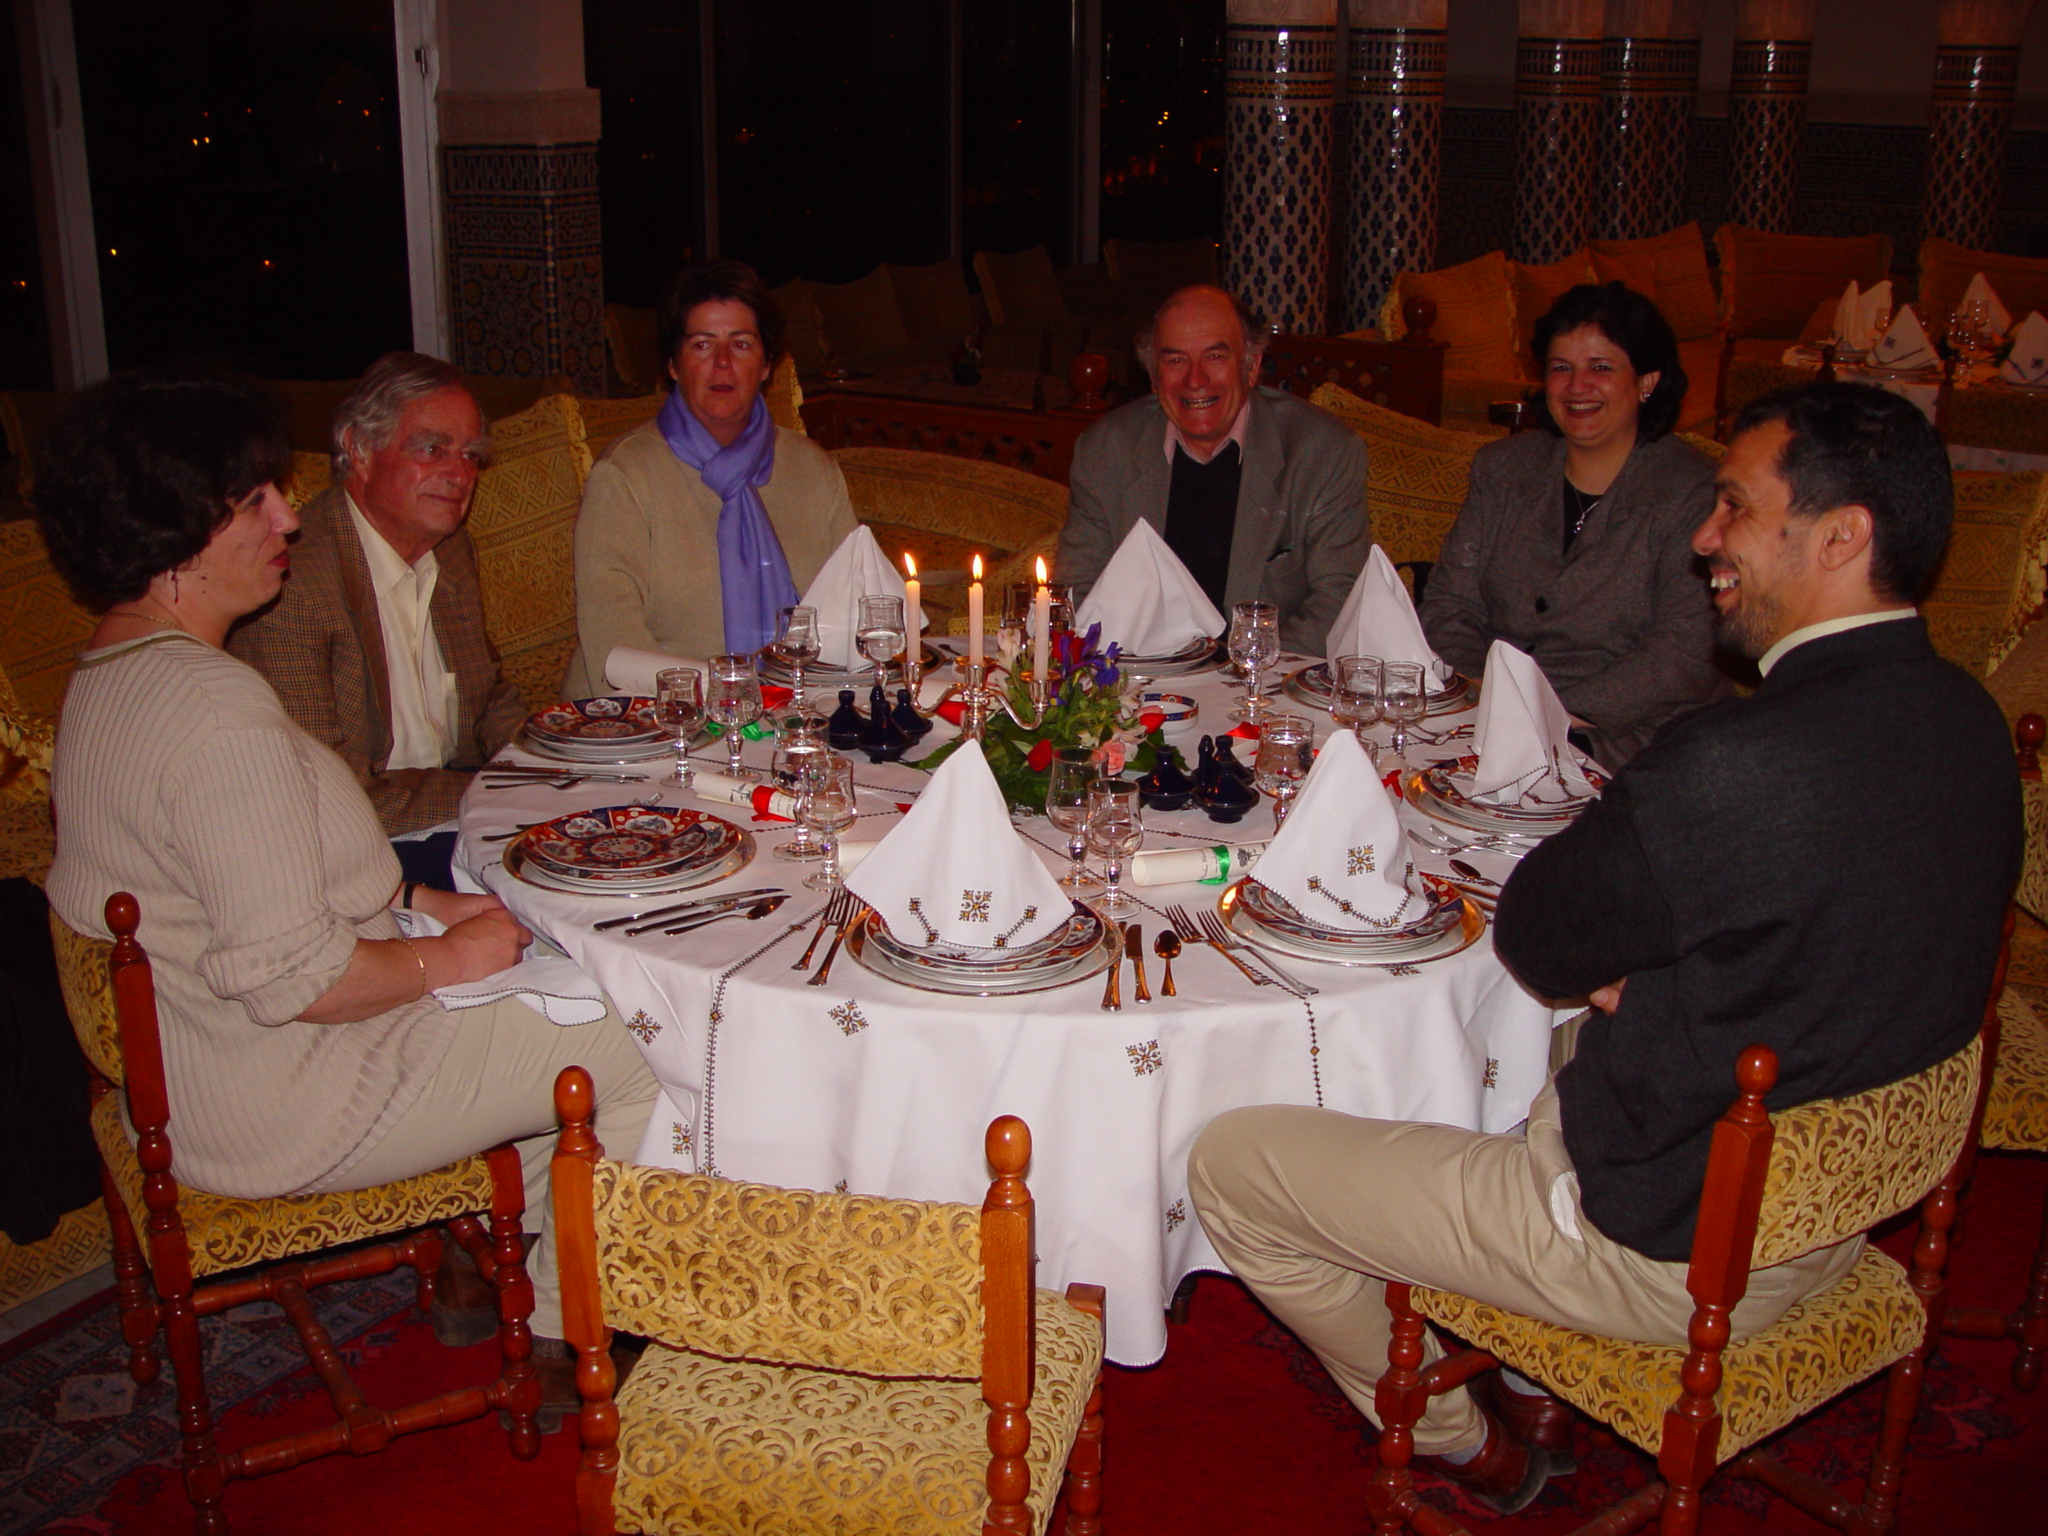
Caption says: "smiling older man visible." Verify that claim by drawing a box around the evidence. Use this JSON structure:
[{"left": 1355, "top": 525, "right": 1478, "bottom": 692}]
[
  {"left": 1057, "top": 285, "right": 1368, "bottom": 654},
  {"left": 230, "top": 353, "right": 524, "bottom": 879}
]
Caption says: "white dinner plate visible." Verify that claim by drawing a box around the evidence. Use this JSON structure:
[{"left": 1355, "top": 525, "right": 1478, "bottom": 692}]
[
  {"left": 846, "top": 911, "right": 1120, "bottom": 996},
  {"left": 1219, "top": 882, "right": 1486, "bottom": 968}
]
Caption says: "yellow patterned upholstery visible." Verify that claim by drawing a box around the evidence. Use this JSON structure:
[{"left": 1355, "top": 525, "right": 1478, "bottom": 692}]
[
  {"left": 765, "top": 356, "right": 806, "bottom": 435},
  {"left": 0, "top": 1202, "right": 110, "bottom": 1313},
  {"left": 1310, "top": 384, "right": 1489, "bottom": 577},
  {"left": 2022, "top": 778, "right": 2048, "bottom": 928},
  {"left": 577, "top": 393, "right": 665, "bottom": 466},
  {"left": 611, "top": 1287, "right": 1102, "bottom": 1536},
  {"left": 49, "top": 914, "right": 124, "bottom": 1084},
  {"left": 0, "top": 516, "right": 94, "bottom": 726},
  {"left": 1984, "top": 987, "right": 2048, "bottom": 1151},
  {"left": 1926, "top": 471, "right": 2048, "bottom": 678},
  {"left": 285, "top": 449, "right": 332, "bottom": 508},
  {"left": 3, "top": 659, "right": 54, "bottom": 882}
]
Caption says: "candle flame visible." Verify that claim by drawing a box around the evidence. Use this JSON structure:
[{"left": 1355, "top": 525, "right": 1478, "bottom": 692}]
[
  {"left": 1035, "top": 556, "right": 1048, "bottom": 584},
  {"left": 972, "top": 554, "right": 983, "bottom": 581},
  {"left": 903, "top": 552, "right": 917, "bottom": 578}
]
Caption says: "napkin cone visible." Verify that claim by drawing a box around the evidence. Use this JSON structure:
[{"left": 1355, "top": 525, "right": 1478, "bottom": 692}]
[
  {"left": 605, "top": 645, "right": 711, "bottom": 696},
  {"left": 1249, "top": 729, "right": 1419, "bottom": 931},
  {"left": 798, "top": 525, "right": 919, "bottom": 668},
  {"left": 1469, "top": 640, "right": 1597, "bottom": 806},
  {"left": 845, "top": 737, "right": 1069, "bottom": 952},
  {"left": 1871, "top": 304, "right": 1937, "bottom": 370},
  {"left": 1072, "top": 519, "right": 1226, "bottom": 657},
  {"left": 2001, "top": 312, "right": 2048, "bottom": 386},
  {"left": 1961, "top": 272, "right": 2013, "bottom": 336},
  {"left": 1327, "top": 545, "right": 1454, "bottom": 688}
]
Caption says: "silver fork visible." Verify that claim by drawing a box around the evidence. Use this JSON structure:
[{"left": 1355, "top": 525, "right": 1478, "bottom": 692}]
[
  {"left": 1195, "top": 910, "right": 1319, "bottom": 996},
  {"left": 1164, "top": 904, "right": 1274, "bottom": 990},
  {"left": 793, "top": 889, "right": 851, "bottom": 971}
]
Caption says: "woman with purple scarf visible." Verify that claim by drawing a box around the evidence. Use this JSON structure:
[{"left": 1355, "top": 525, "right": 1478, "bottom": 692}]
[{"left": 564, "top": 259, "right": 858, "bottom": 694}]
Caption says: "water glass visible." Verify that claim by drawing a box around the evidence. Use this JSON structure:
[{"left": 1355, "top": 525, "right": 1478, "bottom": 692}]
[
  {"left": 707, "top": 653, "right": 764, "bottom": 778},
  {"left": 1253, "top": 713, "right": 1315, "bottom": 829},
  {"left": 1227, "top": 600, "right": 1281, "bottom": 724},
  {"left": 856, "top": 594, "right": 906, "bottom": 697},
  {"left": 654, "top": 667, "right": 704, "bottom": 788},
  {"left": 797, "top": 752, "right": 859, "bottom": 893},
  {"left": 1085, "top": 779, "right": 1143, "bottom": 919},
  {"left": 1045, "top": 748, "right": 1101, "bottom": 891},
  {"left": 770, "top": 729, "right": 830, "bottom": 862},
  {"left": 1382, "top": 661, "right": 1427, "bottom": 757},
  {"left": 773, "top": 604, "right": 821, "bottom": 708},
  {"left": 1329, "top": 654, "right": 1384, "bottom": 752}
]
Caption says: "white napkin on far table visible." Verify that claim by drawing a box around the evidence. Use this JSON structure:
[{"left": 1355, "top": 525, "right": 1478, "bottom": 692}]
[
  {"left": 798, "top": 525, "right": 918, "bottom": 669},
  {"left": 1072, "top": 519, "right": 1226, "bottom": 657},
  {"left": 1961, "top": 273, "right": 2013, "bottom": 336},
  {"left": 1326, "top": 545, "right": 1455, "bottom": 688},
  {"left": 604, "top": 645, "right": 711, "bottom": 697},
  {"left": 1248, "top": 730, "right": 1419, "bottom": 931},
  {"left": 844, "top": 738, "right": 1068, "bottom": 951},
  {"left": 1826, "top": 280, "right": 1893, "bottom": 354},
  {"left": 2001, "top": 312, "right": 2048, "bottom": 386},
  {"left": 1469, "top": 641, "right": 1598, "bottom": 806},
  {"left": 394, "top": 909, "right": 609, "bottom": 1025},
  {"left": 1871, "top": 304, "right": 1938, "bottom": 370}
]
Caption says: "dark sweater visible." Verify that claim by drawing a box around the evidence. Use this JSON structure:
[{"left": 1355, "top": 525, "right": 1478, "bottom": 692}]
[
  {"left": 1163, "top": 441, "right": 1244, "bottom": 615},
  {"left": 1493, "top": 617, "right": 2020, "bottom": 1261}
]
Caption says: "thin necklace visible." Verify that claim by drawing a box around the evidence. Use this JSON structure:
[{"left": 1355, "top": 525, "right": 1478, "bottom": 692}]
[
  {"left": 1565, "top": 482, "right": 1604, "bottom": 538},
  {"left": 108, "top": 608, "right": 187, "bottom": 635}
]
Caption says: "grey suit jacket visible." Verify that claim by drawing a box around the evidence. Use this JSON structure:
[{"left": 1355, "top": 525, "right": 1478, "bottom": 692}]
[
  {"left": 1056, "top": 387, "right": 1369, "bottom": 655},
  {"left": 1419, "top": 430, "right": 1727, "bottom": 769}
]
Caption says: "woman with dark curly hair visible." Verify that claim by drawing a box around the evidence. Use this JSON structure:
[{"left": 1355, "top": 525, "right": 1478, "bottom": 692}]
[
  {"left": 40, "top": 372, "right": 657, "bottom": 1422},
  {"left": 1420, "top": 282, "right": 1727, "bottom": 768},
  {"left": 563, "top": 257, "right": 859, "bottom": 692}
]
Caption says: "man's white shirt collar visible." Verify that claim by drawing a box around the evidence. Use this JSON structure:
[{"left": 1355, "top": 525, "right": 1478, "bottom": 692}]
[
  {"left": 1758, "top": 609, "right": 1917, "bottom": 677},
  {"left": 1162, "top": 396, "right": 1252, "bottom": 465}
]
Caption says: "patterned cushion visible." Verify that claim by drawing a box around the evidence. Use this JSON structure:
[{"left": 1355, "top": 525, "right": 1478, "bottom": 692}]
[
  {"left": 1916, "top": 239, "right": 2048, "bottom": 331},
  {"left": 590, "top": 1156, "right": 984, "bottom": 1378},
  {"left": 0, "top": 1201, "right": 110, "bottom": 1314},
  {"left": 610, "top": 1286, "right": 1103, "bottom": 1536},
  {"left": 49, "top": 915, "right": 122, "bottom": 1085},
  {"left": 1309, "top": 384, "right": 1489, "bottom": 573},
  {"left": 1590, "top": 223, "right": 1720, "bottom": 342},
  {"left": 0, "top": 796, "right": 53, "bottom": 885},
  {"left": 578, "top": 393, "right": 665, "bottom": 465},
  {"left": 1984, "top": 987, "right": 2048, "bottom": 1151},
  {"left": 812, "top": 268, "right": 915, "bottom": 361},
  {"left": 0, "top": 658, "right": 52, "bottom": 810},
  {"left": 1414, "top": 1245, "right": 1924, "bottom": 1459},
  {"left": 1715, "top": 225, "right": 1893, "bottom": 340},
  {"left": 1925, "top": 471, "right": 2048, "bottom": 678},
  {"left": 468, "top": 395, "right": 590, "bottom": 711},
  {"left": 1510, "top": 250, "right": 1596, "bottom": 375},
  {"left": 0, "top": 517, "right": 94, "bottom": 726},
  {"left": 1380, "top": 251, "right": 1520, "bottom": 381},
  {"left": 286, "top": 450, "right": 333, "bottom": 508},
  {"left": 2022, "top": 778, "right": 2048, "bottom": 928}
]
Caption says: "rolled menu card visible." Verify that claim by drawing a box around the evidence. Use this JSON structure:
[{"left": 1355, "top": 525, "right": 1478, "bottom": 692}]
[
  {"left": 689, "top": 771, "right": 798, "bottom": 821},
  {"left": 604, "top": 646, "right": 710, "bottom": 697},
  {"left": 1130, "top": 840, "right": 1269, "bottom": 887}
]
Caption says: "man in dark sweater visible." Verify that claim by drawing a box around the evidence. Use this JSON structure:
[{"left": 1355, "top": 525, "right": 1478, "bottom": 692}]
[{"left": 1188, "top": 382, "right": 2020, "bottom": 1513}]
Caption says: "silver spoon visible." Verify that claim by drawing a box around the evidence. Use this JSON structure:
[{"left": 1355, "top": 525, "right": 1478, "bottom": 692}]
[
  {"left": 662, "top": 896, "right": 784, "bottom": 936},
  {"left": 1448, "top": 859, "right": 1501, "bottom": 888},
  {"left": 1154, "top": 929, "right": 1181, "bottom": 997}
]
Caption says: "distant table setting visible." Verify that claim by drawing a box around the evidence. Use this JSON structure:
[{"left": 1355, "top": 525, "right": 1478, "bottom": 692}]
[{"left": 452, "top": 523, "right": 1595, "bottom": 1365}]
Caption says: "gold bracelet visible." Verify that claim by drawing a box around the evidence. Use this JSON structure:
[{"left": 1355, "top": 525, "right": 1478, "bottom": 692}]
[{"left": 398, "top": 936, "right": 429, "bottom": 1001}]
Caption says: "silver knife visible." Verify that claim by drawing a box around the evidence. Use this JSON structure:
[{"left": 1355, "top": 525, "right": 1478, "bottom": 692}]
[{"left": 591, "top": 887, "right": 784, "bottom": 932}]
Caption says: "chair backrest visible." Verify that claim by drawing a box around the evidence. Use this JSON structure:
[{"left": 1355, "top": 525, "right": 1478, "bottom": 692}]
[
  {"left": 1715, "top": 225, "right": 1894, "bottom": 341},
  {"left": 0, "top": 516, "right": 95, "bottom": 728},
  {"left": 1916, "top": 238, "right": 2048, "bottom": 330},
  {"left": 810, "top": 268, "right": 914, "bottom": 361},
  {"left": 2016, "top": 714, "right": 2046, "bottom": 931},
  {"left": 48, "top": 895, "right": 138, "bottom": 1090},
  {"left": 1309, "top": 383, "right": 1489, "bottom": 574},
  {"left": 1926, "top": 469, "right": 2048, "bottom": 679},
  {"left": 0, "top": 656, "right": 53, "bottom": 812}
]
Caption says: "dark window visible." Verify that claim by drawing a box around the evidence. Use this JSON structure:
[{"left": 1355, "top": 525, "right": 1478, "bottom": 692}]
[{"left": 1100, "top": 0, "right": 1223, "bottom": 244}]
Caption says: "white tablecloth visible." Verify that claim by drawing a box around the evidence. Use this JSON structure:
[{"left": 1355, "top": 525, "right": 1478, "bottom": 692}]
[{"left": 456, "top": 657, "right": 1559, "bottom": 1365}]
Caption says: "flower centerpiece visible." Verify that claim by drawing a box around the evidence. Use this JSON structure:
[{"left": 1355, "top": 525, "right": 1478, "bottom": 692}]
[{"left": 914, "top": 623, "right": 1182, "bottom": 813}]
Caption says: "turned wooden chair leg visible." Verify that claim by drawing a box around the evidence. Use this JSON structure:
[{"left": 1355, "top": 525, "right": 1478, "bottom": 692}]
[
  {"left": 99, "top": 1163, "right": 160, "bottom": 1386},
  {"left": 411, "top": 1224, "right": 444, "bottom": 1315},
  {"left": 2012, "top": 1185, "right": 2048, "bottom": 1391},
  {"left": 485, "top": 1145, "right": 541, "bottom": 1459},
  {"left": 1165, "top": 1272, "right": 1197, "bottom": 1326},
  {"left": 1062, "top": 1283, "right": 1106, "bottom": 1536}
]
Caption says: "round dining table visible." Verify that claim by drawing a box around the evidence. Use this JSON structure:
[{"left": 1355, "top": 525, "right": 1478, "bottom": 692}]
[{"left": 454, "top": 651, "right": 1563, "bottom": 1366}]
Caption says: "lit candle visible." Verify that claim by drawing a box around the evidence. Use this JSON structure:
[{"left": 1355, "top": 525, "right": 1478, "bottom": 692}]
[
  {"left": 967, "top": 554, "right": 985, "bottom": 672},
  {"left": 1031, "top": 555, "right": 1051, "bottom": 684},
  {"left": 902, "top": 552, "right": 922, "bottom": 659}
]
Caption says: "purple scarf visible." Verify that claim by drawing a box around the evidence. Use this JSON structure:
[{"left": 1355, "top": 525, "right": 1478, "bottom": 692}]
[{"left": 657, "top": 391, "right": 798, "bottom": 654}]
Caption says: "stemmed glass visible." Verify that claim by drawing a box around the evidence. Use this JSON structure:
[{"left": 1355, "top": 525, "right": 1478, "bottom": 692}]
[
  {"left": 1085, "top": 780, "right": 1143, "bottom": 920},
  {"left": 999, "top": 583, "right": 1033, "bottom": 659},
  {"left": 770, "top": 724, "right": 829, "bottom": 862},
  {"left": 707, "top": 654, "right": 764, "bottom": 779},
  {"left": 1227, "top": 600, "right": 1281, "bottom": 724},
  {"left": 1381, "top": 661, "right": 1427, "bottom": 758},
  {"left": 796, "top": 752, "right": 858, "bottom": 892},
  {"left": 1045, "top": 749, "right": 1101, "bottom": 891},
  {"left": 654, "top": 666, "right": 704, "bottom": 789},
  {"left": 1254, "top": 713, "right": 1316, "bottom": 829},
  {"left": 773, "top": 605, "right": 821, "bottom": 709},
  {"left": 856, "top": 594, "right": 906, "bottom": 699},
  {"left": 1328, "top": 654, "right": 1383, "bottom": 755}
]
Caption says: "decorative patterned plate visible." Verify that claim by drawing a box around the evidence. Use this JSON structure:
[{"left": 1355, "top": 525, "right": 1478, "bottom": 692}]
[
  {"left": 865, "top": 904, "right": 1106, "bottom": 975},
  {"left": 1236, "top": 877, "right": 1463, "bottom": 950},
  {"left": 1284, "top": 663, "right": 1472, "bottom": 717},
  {"left": 525, "top": 697, "right": 665, "bottom": 747},
  {"left": 1219, "top": 881, "right": 1485, "bottom": 969},
  {"left": 847, "top": 911, "right": 1121, "bottom": 996},
  {"left": 1407, "top": 767, "right": 1593, "bottom": 834},
  {"left": 1138, "top": 691, "right": 1198, "bottom": 726},
  {"left": 519, "top": 804, "right": 725, "bottom": 875},
  {"left": 1116, "top": 633, "right": 1221, "bottom": 675},
  {"left": 502, "top": 833, "right": 753, "bottom": 897}
]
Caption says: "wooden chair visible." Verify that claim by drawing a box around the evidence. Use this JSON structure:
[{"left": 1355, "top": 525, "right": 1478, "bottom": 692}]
[
  {"left": 51, "top": 892, "right": 543, "bottom": 1535},
  {"left": 1366, "top": 1029, "right": 1988, "bottom": 1536},
  {"left": 551, "top": 1067, "right": 1107, "bottom": 1536}
]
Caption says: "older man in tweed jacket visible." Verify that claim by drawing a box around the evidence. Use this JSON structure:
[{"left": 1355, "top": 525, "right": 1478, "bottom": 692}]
[{"left": 231, "top": 354, "right": 524, "bottom": 862}]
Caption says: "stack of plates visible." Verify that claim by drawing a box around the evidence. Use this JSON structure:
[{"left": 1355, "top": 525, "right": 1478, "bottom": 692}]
[
  {"left": 1405, "top": 765, "right": 1593, "bottom": 841},
  {"left": 1118, "top": 633, "right": 1220, "bottom": 678},
  {"left": 1219, "top": 878, "right": 1484, "bottom": 968},
  {"left": 1284, "top": 663, "right": 1472, "bottom": 717},
  {"left": 518, "top": 697, "right": 672, "bottom": 764},
  {"left": 505, "top": 805, "right": 754, "bottom": 896},
  {"left": 756, "top": 642, "right": 942, "bottom": 688},
  {"left": 848, "top": 904, "right": 1120, "bottom": 996}
]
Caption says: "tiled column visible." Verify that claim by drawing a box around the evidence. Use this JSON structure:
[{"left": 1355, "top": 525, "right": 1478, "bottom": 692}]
[
  {"left": 1922, "top": 0, "right": 2037, "bottom": 251},
  {"left": 1513, "top": 0, "right": 1604, "bottom": 264},
  {"left": 1226, "top": 0, "right": 1340, "bottom": 334},
  {"left": 1340, "top": 1, "right": 1446, "bottom": 332},
  {"left": 1594, "top": 2, "right": 1701, "bottom": 241},
  {"left": 1725, "top": 0, "right": 1815, "bottom": 233},
  {"left": 440, "top": 90, "right": 605, "bottom": 394}
]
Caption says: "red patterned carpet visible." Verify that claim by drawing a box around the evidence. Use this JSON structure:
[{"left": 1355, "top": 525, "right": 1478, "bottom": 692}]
[{"left": 6, "top": 1150, "right": 2043, "bottom": 1534}]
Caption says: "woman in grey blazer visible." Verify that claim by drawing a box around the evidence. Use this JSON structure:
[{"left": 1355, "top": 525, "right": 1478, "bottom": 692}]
[{"left": 1420, "top": 283, "right": 1727, "bottom": 768}]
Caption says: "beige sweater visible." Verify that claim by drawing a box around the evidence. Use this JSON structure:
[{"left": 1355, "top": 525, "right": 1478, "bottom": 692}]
[
  {"left": 563, "top": 419, "right": 859, "bottom": 696},
  {"left": 48, "top": 634, "right": 457, "bottom": 1198}
]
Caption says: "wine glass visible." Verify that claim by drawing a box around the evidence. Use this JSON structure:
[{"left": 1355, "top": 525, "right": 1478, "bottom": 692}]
[
  {"left": 1085, "top": 779, "right": 1143, "bottom": 920},
  {"left": 773, "top": 604, "right": 821, "bottom": 709},
  {"left": 1045, "top": 749, "right": 1101, "bottom": 891},
  {"left": 1227, "top": 600, "right": 1281, "bottom": 724},
  {"left": 1253, "top": 713, "right": 1316, "bottom": 829},
  {"left": 1382, "top": 661, "right": 1427, "bottom": 758},
  {"left": 707, "top": 653, "right": 764, "bottom": 779},
  {"left": 797, "top": 753, "right": 858, "bottom": 893},
  {"left": 856, "top": 594, "right": 906, "bottom": 699},
  {"left": 654, "top": 666, "right": 704, "bottom": 789},
  {"left": 1329, "top": 654, "right": 1383, "bottom": 755},
  {"left": 998, "top": 582, "right": 1033, "bottom": 659},
  {"left": 770, "top": 728, "right": 829, "bottom": 862}
]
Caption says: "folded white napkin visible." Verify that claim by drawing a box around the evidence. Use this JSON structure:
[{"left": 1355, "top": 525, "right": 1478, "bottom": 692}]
[
  {"left": 604, "top": 645, "right": 710, "bottom": 697},
  {"left": 1248, "top": 730, "right": 1418, "bottom": 931},
  {"left": 798, "top": 525, "right": 918, "bottom": 669},
  {"left": 395, "top": 909, "right": 610, "bottom": 1025},
  {"left": 1961, "top": 272, "right": 2013, "bottom": 336},
  {"left": 1073, "top": 519, "right": 1226, "bottom": 657},
  {"left": 844, "top": 738, "right": 1068, "bottom": 951},
  {"left": 2000, "top": 312, "right": 2048, "bottom": 386},
  {"left": 1327, "top": 545, "right": 1455, "bottom": 688},
  {"left": 1826, "top": 280, "right": 1893, "bottom": 354},
  {"left": 1469, "top": 641, "right": 1598, "bottom": 806},
  {"left": 1871, "top": 304, "right": 1938, "bottom": 370}
]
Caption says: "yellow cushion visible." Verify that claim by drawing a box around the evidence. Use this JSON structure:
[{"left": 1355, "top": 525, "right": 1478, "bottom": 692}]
[
  {"left": 1917, "top": 238, "right": 2048, "bottom": 331},
  {"left": 578, "top": 393, "right": 666, "bottom": 465},
  {"left": 772, "top": 279, "right": 831, "bottom": 374},
  {"left": 1380, "top": 251, "right": 1520, "bottom": 381},
  {"left": 604, "top": 303, "right": 664, "bottom": 395},
  {"left": 973, "top": 247, "right": 1069, "bottom": 330},
  {"left": 286, "top": 450, "right": 332, "bottom": 509},
  {"left": 1984, "top": 987, "right": 2048, "bottom": 1150},
  {"left": 1590, "top": 223, "right": 1719, "bottom": 342},
  {"left": 0, "top": 1201, "right": 109, "bottom": 1314},
  {"left": 2022, "top": 776, "right": 2048, "bottom": 930},
  {"left": 1309, "top": 384, "right": 1488, "bottom": 575},
  {"left": 811, "top": 268, "right": 915, "bottom": 361},
  {"left": 1716, "top": 225, "right": 1893, "bottom": 340},
  {"left": 1510, "top": 251, "right": 1597, "bottom": 378},
  {"left": 1925, "top": 471, "right": 2048, "bottom": 679},
  {"left": 610, "top": 1286, "right": 1103, "bottom": 1536},
  {"left": 0, "top": 517, "right": 95, "bottom": 726},
  {"left": 468, "top": 395, "right": 590, "bottom": 711},
  {"left": 49, "top": 915, "right": 121, "bottom": 1084},
  {"left": 0, "top": 657, "right": 52, "bottom": 810},
  {"left": 887, "top": 260, "right": 977, "bottom": 349}
]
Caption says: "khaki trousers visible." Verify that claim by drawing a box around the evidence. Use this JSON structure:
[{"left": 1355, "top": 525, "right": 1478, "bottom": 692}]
[
  {"left": 330, "top": 995, "right": 660, "bottom": 1340},
  {"left": 1187, "top": 1080, "right": 1862, "bottom": 1455}
]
